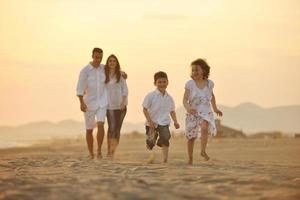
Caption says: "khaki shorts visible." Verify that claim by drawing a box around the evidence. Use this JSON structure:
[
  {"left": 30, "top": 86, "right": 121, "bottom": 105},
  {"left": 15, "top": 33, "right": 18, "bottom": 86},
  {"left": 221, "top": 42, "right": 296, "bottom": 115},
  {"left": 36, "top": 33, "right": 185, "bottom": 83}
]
[{"left": 84, "top": 107, "right": 106, "bottom": 129}]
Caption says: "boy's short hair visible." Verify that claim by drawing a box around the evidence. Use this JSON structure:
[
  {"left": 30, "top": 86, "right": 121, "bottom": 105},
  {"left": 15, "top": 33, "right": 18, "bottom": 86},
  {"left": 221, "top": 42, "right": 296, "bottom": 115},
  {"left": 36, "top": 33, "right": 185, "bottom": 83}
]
[
  {"left": 154, "top": 71, "right": 168, "bottom": 82},
  {"left": 92, "top": 47, "right": 103, "bottom": 55},
  {"left": 191, "top": 58, "right": 210, "bottom": 79}
]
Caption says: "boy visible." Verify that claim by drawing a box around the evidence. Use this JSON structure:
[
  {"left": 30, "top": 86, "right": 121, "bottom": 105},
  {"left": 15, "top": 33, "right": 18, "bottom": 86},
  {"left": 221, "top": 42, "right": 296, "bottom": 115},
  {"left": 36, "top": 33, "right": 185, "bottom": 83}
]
[{"left": 142, "top": 71, "right": 180, "bottom": 163}]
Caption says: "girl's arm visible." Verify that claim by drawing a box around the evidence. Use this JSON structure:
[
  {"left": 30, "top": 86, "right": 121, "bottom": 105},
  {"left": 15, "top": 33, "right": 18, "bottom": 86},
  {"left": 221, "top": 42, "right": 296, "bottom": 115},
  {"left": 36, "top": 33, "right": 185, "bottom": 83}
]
[
  {"left": 183, "top": 89, "right": 196, "bottom": 114},
  {"left": 170, "top": 111, "right": 180, "bottom": 129},
  {"left": 211, "top": 92, "right": 223, "bottom": 116}
]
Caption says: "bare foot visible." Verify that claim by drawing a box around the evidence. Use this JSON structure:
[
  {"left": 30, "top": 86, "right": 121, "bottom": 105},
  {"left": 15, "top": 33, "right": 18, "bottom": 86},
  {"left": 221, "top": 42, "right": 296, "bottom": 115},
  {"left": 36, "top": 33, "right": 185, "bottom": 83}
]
[
  {"left": 147, "top": 152, "right": 155, "bottom": 164},
  {"left": 200, "top": 152, "right": 210, "bottom": 161},
  {"left": 89, "top": 154, "right": 95, "bottom": 160},
  {"left": 188, "top": 159, "right": 193, "bottom": 165},
  {"left": 97, "top": 151, "right": 103, "bottom": 159}
]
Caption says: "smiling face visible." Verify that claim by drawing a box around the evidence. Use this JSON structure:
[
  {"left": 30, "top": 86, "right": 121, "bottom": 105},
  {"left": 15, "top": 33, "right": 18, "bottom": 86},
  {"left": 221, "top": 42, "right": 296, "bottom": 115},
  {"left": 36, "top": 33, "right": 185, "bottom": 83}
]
[
  {"left": 191, "top": 64, "right": 204, "bottom": 80},
  {"left": 92, "top": 52, "right": 103, "bottom": 66},
  {"left": 154, "top": 77, "right": 168, "bottom": 93},
  {"left": 107, "top": 56, "right": 117, "bottom": 70}
]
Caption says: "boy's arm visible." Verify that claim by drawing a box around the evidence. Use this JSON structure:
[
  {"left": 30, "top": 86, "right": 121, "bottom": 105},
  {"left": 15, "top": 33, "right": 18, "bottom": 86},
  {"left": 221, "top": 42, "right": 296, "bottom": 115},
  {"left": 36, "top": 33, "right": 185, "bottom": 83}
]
[
  {"left": 143, "top": 108, "right": 156, "bottom": 129},
  {"left": 211, "top": 92, "right": 223, "bottom": 117},
  {"left": 170, "top": 111, "right": 180, "bottom": 129}
]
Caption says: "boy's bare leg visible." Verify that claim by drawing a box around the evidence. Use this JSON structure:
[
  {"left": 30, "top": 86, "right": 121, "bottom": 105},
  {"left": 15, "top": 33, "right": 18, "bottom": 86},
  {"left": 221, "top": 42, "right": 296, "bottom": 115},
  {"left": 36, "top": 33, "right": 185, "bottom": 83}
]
[
  {"left": 147, "top": 150, "right": 155, "bottom": 164},
  {"left": 86, "top": 129, "right": 94, "bottom": 159},
  {"left": 96, "top": 122, "right": 105, "bottom": 159},
  {"left": 162, "top": 145, "right": 169, "bottom": 163},
  {"left": 200, "top": 121, "right": 210, "bottom": 161},
  {"left": 187, "top": 138, "right": 195, "bottom": 164}
]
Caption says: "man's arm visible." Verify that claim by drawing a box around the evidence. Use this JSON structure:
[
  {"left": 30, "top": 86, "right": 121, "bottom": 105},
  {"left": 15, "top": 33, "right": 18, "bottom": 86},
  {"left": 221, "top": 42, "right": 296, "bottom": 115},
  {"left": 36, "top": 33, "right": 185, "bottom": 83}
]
[{"left": 76, "top": 68, "right": 88, "bottom": 112}]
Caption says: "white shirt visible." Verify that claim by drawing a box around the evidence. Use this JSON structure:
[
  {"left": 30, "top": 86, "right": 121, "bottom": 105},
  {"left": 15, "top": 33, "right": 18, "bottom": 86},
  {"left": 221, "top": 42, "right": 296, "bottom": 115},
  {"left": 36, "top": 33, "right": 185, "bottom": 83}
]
[
  {"left": 142, "top": 89, "right": 175, "bottom": 126},
  {"left": 106, "top": 76, "right": 128, "bottom": 110},
  {"left": 76, "top": 63, "right": 108, "bottom": 111}
]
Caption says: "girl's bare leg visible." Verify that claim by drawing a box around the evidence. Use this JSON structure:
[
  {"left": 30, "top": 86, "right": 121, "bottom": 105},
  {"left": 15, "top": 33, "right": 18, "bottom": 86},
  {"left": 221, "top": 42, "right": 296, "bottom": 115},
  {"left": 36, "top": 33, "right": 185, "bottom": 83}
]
[
  {"left": 187, "top": 138, "right": 196, "bottom": 164},
  {"left": 200, "top": 121, "right": 210, "bottom": 161}
]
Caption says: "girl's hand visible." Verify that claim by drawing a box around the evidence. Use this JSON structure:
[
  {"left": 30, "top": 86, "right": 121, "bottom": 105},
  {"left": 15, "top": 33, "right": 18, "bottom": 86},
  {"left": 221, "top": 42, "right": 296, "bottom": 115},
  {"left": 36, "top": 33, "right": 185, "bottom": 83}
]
[
  {"left": 174, "top": 122, "right": 180, "bottom": 129},
  {"left": 214, "top": 109, "right": 223, "bottom": 117},
  {"left": 188, "top": 108, "right": 197, "bottom": 115}
]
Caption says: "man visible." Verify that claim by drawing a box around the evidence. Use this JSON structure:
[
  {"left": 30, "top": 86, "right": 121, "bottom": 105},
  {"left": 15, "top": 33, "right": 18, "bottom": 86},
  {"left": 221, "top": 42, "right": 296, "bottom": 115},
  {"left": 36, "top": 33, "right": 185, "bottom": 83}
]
[{"left": 76, "top": 47, "right": 108, "bottom": 159}]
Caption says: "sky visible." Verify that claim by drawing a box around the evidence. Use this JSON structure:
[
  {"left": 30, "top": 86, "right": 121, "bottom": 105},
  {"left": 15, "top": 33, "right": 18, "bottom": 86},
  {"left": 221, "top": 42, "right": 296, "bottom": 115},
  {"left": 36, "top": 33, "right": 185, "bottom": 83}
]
[{"left": 0, "top": 0, "right": 299, "bottom": 126}]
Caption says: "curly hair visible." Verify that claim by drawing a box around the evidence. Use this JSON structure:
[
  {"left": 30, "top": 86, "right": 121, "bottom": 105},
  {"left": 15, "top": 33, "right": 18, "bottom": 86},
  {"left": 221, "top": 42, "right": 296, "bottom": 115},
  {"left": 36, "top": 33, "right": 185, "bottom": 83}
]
[{"left": 191, "top": 58, "right": 210, "bottom": 79}]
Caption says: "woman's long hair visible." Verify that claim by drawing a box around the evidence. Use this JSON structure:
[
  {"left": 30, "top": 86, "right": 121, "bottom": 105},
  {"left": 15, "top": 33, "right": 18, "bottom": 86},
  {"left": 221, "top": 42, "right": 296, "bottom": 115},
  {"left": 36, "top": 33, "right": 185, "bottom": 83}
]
[{"left": 105, "top": 54, "right": 121, "bottom": 84}]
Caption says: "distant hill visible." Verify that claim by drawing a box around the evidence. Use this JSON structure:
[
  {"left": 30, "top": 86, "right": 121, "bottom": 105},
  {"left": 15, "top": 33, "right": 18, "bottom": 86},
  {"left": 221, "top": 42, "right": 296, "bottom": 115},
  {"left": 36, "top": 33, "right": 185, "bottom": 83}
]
[
  {"left": 0, "top": 103, "right": 299, "bottom": 143},
  {"left": 176, "top": 103, "right": 300, "bottom": 134}
]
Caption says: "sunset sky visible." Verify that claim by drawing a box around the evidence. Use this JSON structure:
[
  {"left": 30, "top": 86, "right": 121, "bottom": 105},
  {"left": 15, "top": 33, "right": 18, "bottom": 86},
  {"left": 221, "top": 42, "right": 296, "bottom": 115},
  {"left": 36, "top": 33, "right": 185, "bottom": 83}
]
[{"left": 0, "top": 0, "right": 299, "bottom": 126}]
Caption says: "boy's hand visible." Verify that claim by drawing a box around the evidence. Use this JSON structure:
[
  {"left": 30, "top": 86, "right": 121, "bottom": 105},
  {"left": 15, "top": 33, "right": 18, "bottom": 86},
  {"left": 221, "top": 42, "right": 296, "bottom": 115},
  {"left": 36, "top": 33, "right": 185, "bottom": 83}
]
[
  {"left": 80, "top": 102, "right": 87, "bottom": 112},
  {"left": 149, "top": 120, "right": 156, "bottom": 130},
  {"left": 174, "top": 122, "right": 180, "bottom": 129},
  {"left": 214, "top": 109, "right": 223, "bottom": 117},
  {"left": 188, "top": 108, "right": 197, "bottom": 115}
]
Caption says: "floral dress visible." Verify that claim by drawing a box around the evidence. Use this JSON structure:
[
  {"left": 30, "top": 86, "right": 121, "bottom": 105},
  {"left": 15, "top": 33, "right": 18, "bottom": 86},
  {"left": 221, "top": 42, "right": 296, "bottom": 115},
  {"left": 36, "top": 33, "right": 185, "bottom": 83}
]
[{"left": 185, "top": 79, "right": 217, "bottom": 139}]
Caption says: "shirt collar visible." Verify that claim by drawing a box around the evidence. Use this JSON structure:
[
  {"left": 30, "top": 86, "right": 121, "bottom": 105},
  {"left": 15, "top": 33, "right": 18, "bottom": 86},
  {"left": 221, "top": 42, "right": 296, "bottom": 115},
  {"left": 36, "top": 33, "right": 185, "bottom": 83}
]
[
  {"left": 155, "top": 89, "right": 168, "bottom": 97},
  {"left": 88, "top": 63, "right": 104, "bottom": 70}
]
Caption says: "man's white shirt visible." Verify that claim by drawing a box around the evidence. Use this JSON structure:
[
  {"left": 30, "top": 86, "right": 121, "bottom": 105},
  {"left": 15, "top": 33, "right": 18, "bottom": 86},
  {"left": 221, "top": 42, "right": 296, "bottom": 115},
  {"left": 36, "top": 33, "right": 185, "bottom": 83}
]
[{"left": 76, "top": 63, "right": 108, "bottom": 111}]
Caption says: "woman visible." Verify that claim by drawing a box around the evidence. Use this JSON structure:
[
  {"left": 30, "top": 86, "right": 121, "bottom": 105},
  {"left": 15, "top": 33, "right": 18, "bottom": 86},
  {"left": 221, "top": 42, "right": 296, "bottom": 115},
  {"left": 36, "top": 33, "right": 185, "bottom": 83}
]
[{"left": 105, "top": 54, "right": 128, "bottom": 158}]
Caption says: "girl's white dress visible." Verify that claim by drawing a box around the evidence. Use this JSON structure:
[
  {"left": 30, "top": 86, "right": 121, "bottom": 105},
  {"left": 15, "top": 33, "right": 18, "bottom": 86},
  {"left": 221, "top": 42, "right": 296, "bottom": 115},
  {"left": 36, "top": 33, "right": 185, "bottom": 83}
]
[{"left": 185, "top": 79, "right": 217, "bottom": 139}]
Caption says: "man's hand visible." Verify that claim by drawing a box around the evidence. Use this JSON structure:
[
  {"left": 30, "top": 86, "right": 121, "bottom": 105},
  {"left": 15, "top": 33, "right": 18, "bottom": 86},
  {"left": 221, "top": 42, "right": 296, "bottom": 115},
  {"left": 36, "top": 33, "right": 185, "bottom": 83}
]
[
  {"left": 121, "top": 71, "right": 128, "bottom": 79},
  {"left": 80, "top": 102, "right": 87, "bottom": 112},
  {"left": 174, "top": 122, "right": 180, "bottom": 129},
  {"left": 120, "top": 102, "right": 126, "bottom": 110}
]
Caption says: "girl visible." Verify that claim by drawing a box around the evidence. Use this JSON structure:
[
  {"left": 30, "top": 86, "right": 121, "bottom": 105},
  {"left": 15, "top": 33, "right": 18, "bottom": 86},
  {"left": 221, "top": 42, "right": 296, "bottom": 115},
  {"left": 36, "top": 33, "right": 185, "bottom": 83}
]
[
  {"left": 105, "top": 54, "right": 128, "bottom": 159},
  {"left": 183, "top": 58, "right": 222, "bottom": 165}
]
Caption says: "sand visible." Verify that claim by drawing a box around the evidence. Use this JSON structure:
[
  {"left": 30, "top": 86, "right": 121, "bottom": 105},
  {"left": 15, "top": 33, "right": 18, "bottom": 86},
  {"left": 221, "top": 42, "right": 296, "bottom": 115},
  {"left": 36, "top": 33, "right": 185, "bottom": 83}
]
[{"left": 0, "top": 137, "right": 300, "bottom": 200}]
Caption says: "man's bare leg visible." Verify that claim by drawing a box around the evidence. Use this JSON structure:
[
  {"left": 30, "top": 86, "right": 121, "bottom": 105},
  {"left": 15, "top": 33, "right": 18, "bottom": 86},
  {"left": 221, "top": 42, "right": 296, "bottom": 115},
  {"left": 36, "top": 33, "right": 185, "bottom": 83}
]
[
  {"left": 86, "top": 129, "right": 94, "bottom": 159},
  {"left": 96, "top": 122, "right": 105, "bottom": 159}
]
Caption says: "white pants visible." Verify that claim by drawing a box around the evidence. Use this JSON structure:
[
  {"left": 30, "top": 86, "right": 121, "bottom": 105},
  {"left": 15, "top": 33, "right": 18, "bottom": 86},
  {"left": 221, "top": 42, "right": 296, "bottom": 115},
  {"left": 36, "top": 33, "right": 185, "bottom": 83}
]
[{"left": 84, "top": 107, "right": 107, "bottom": 129}]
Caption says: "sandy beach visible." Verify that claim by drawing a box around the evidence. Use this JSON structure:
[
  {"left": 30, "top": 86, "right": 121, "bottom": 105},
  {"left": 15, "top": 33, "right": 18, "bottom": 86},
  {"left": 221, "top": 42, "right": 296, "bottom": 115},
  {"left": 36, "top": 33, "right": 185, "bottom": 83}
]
[{"left": 0, "top": 137, "right": 300, "bottom": 200}]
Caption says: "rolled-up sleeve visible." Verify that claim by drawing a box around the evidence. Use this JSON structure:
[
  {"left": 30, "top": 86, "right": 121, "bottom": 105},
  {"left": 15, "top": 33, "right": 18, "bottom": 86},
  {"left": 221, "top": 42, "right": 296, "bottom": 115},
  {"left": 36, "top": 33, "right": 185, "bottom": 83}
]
[
  {"left": 121, "top": 78, "right": 128, "bottom": 97},
  {"left": 76, "top": 68, "right": 87, "bottom": 96}
]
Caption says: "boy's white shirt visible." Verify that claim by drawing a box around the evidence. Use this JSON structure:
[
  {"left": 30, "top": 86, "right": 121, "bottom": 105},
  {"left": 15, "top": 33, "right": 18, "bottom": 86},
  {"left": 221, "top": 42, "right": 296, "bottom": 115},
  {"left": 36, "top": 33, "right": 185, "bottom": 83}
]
[
  {"left": 76, "top": 63, "right": 108, "bottom": 111},
  {"left": 142, "top": 89, "right": 175, "bottom": 126}
]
